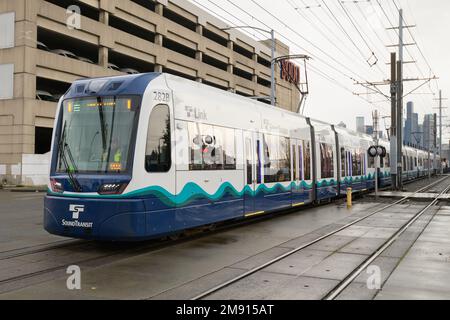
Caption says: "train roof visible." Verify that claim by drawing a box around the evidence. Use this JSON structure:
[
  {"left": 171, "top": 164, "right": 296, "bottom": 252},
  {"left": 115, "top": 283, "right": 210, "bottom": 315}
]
[
  {"left": 60, "top": 73, "right": 437, "bottom": 156},
  {"left": 64, "top": 73, "right": 162, "bottom": 100}
]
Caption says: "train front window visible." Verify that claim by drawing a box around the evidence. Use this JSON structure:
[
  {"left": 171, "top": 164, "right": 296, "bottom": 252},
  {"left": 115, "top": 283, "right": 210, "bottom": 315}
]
[{"left": 56, "top": 96, "right": 140, "bottom": 174}]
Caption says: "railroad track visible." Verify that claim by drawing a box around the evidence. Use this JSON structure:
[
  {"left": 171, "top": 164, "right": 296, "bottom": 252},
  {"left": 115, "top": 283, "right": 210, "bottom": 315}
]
[
  {"left": 1, "top": 176, "right": 446, "bottom": 296},
  {"left": 191, "top": 175, "right": 450, "bottom": 300},
  {"left": 0, "top": 239, "right": 87, "bottom": 261},
  {"left": 0, "top": 194, "right": 346, "bottom": 294}
]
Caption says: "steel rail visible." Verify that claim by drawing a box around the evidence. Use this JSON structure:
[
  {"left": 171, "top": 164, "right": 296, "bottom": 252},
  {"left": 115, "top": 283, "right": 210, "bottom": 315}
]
[
  {"left": 324, "top": 182, "right": 450, "bottom": 300},
  {"left": 191, "top": 175, "right": 449, "bottom": 300}
]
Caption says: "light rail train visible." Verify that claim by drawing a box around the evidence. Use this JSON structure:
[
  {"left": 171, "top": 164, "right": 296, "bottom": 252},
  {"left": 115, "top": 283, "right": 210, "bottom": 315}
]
[{"left": 44, "top": 73, "right": 439, "bottom": 241}]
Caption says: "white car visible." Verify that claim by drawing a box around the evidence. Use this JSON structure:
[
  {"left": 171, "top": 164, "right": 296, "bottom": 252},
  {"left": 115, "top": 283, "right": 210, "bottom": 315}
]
[
  {"left": 77, "top": 56, "right": 94, "bottom": 64},
  {"left": 120, "top": 68, "right": 140, "bottom": 75},
  {"left": 51, "top": 49, "right": 78, "bottom": 60},
  {"left": 36, "top": 90, "right": 58, "bottom": 102},
  {"left": 108, "top": 63, "right": 120, "bottom": 71},
  {"left": 37, "top": 41, "right": 50, "bottom": 51}
]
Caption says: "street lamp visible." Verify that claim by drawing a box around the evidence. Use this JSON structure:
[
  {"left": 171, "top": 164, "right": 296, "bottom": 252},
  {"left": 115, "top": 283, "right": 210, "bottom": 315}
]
[{"left": 221, "top": 26, "right": 276, "bottom": 106}]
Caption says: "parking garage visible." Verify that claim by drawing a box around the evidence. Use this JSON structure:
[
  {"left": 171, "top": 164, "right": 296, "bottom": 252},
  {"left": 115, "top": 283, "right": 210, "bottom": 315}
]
[{"left": 0, "top": 0, "right": 301, "bottom": 185}]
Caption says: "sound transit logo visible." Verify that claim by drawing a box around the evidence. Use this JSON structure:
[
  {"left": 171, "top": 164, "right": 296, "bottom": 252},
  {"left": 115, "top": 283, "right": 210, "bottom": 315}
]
[
  {"left": 62, "top": 204, "right": 93, "bottom": 229},
  {"left": 69, "top": 204, "right": 84, "bottom": 219}
]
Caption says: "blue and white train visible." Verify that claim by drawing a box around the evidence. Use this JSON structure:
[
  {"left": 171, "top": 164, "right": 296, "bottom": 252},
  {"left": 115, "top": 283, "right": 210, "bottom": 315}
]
[{"left": 44, "top": 73, "right": 439, "bottom": 241}]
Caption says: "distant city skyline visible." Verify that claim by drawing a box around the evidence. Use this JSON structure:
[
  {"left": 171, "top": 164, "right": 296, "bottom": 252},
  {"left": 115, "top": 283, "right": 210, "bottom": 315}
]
[{"left": 356, "top": 101, "right": 438, "bottom": 150}]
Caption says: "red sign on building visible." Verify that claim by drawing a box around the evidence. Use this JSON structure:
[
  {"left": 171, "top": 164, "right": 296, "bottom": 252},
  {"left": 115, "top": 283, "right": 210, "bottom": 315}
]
[{"left": 280, "top": 60, "right": 300, "bottom": 86}]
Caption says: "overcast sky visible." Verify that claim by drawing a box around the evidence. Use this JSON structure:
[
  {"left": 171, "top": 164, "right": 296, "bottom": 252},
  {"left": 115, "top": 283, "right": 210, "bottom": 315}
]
[{"left": 190, "top": 0, "right": 450, "bottom": 141}]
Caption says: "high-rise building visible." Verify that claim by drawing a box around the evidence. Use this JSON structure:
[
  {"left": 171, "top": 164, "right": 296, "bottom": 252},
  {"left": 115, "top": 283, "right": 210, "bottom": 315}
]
[
  {"left": 423, "top": 114, "right": 437, "bottom": 150},
  {"left": 405, "top": 102, "right": 414, "bottom": 145},
  {"left": 412, "top": 112, "right": 419, "bottom": 145},
  {"left": 356, "top": 117, "right": 365, "bottom": 133},
  {"left": 414, "top": 124, "right": 423, "bottom": 147}
]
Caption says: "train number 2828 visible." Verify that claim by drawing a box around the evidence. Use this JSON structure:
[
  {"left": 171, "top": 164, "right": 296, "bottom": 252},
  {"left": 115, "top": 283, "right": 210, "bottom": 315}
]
[{"left": 153, "top": 91, "right": 170, "bottom": 103}]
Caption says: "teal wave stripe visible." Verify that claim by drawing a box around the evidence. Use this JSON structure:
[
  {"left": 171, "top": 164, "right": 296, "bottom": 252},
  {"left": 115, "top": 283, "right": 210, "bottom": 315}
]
[
  {"left": 48, "top": 180, "right": 321, "bottom": 204},
  {"left": 48, "top": 175, "right": 387, "bottom": 206}
]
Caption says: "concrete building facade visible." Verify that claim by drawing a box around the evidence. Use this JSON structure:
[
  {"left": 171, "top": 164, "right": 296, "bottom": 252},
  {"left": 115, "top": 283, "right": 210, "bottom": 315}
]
[
  {"left": 405, "top": 102, "right": 413, "bottom": 145},
  {"left": 423, "top": 114, "right": 437, "bottom": 151},
  {"left": 0, "top": 0, "right": 302, "bottom": 185},
  {"left": 356, "top": 116, "right": 365, "bottom": 133},
  {"left": 405, "top": 101, "right": 420, "bottom": 147}
]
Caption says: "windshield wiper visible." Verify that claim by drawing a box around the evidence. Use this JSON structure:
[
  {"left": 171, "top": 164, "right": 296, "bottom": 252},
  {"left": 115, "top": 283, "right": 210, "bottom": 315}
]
[
  {"left": 59, "top": 121, "right": 82, "bottom": 192},
  {"left": 97, "top": 97, "right": 107, "bottom": 155}
]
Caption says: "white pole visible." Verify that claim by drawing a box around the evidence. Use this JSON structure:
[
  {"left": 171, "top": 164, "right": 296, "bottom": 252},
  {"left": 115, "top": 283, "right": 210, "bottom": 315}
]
[
  {"left": 374, "top": 110, "right": 379, "bottom": 198},
  {"left": 270, "top": 29, "right": 276, "bottom": 106}
]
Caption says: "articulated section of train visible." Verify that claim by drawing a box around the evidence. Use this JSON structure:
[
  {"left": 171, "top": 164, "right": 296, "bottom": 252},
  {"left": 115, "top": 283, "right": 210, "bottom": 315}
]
[{"left": 44, "top": 73, "right": 439, "bottom": 241}]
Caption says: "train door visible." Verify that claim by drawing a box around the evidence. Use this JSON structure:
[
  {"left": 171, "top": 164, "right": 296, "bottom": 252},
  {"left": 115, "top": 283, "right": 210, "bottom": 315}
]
[
  {"left": 291, "top": 139, "right": 304, "bottom": 205},
  {"left": 243, "top": 131, "right": 262, "bottom": 215},
  {"left": 339, "top": 147, "right": 349, "bottom": 194}
]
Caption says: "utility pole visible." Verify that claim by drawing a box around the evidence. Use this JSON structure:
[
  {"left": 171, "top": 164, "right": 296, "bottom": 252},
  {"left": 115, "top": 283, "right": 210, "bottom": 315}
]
[
  {"left": 396, "top": 60, "right": 403, "bottom": 189},
  {"left": 354, "top": 7, "right": 438, "bottom": 189},
  {"left": 428, "top": 123, "right": 431, "bottom": 179},
  {"left": 390, "top": 52, "right": 397, "bottom": 190},
  {"left": 270, "top": 29, "right": 276, "bottom": 106},
  {"left": 439, "top": 91, "right": 443, "bottom": 174},
  {"left": 373, "top": 110, "right": 380, "bottom": 197},
  {"left": 434, "top": 113, "right": 437, "bottom": 174},
  {"left": 396, "top": 9, "right": 404, "bottom": 190},
  {"left": 433, "top": 90, "right": 448, "bottom": 174}
]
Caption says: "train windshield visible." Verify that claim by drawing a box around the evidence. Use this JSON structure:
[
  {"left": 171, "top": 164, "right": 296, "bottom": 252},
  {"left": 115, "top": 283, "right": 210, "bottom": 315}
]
[{"left": 56, "top": 96, "right": 140, "bottom": 174}]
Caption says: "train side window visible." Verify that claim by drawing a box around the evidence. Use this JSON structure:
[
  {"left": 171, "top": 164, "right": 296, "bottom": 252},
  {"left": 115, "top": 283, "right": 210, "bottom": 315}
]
[
  {"left": 145, "top": 105, "right": 172, "bottom": 173},
  {"left": 187, "top": 122, "right": 236, "bottom": 170},
  {"left": 352, "top": 150, "right": 359, "bottom": 176},
  {"left": 303, "top": 141, "right": 311, "bottom": 180},
  {"left": 245, "top": 138, "right": 252, "bottom": 184},
  {"left": 263, "top": 134, "right": 291, "bottom": 183},
  {"left": 299, "top": 144, "right": 303, "bottom": 180},
  {"left": 341, "top": 147, "right": 346, "bottom": 177},
  {"left": 352, "top": 150, "right": 363, "bottom": 176},
  {"left": 292, "top": 144, "right": 297, "bottom": 180},
  {"left": 320, "top": 143, "right": 334, "bottom": 179}
]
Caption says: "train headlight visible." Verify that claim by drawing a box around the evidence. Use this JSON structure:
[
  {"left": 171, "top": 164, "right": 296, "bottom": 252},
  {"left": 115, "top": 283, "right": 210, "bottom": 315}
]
[
  {"left": 50, "top": 179, "right": 64, "bottom": 193},
  {"left": 98, "top": 183, "right": 128, "bottom": 195}
]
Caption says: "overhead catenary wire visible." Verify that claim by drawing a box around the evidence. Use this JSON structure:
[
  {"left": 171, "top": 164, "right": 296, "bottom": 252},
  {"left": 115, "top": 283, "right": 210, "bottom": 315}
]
[
  {"left": 285, "top": 0, "right": 377, "bottom": 74},
  {"left": 221, "top": 0, "right": 378, "bottom": 84},
  {"left": 193, "top": 0, "right": 368, "bottom": 95},
  {"left": 387, "top": 0, "right": 439, "bottom": 117},
  {"left": 191, "top": 0, "right": 392, "bottom": 113},
  {"left": 191, "top": 1, "right": 361, "bottom": 97},
  {"left": 191, "top": 0, "right": 268, "bottom": 41},
  {"left": 336, "top": 0, "right": 381, "bottom": 70},
  {"left": 246, "top": 0, "right": 380, "bottom": 83},
  {"left": 320, "top": 0, "right": 376, "bottom": 68},
  {"left": 299, "top": 0, "right": 365, "bottom": 60},
  {"left": 354, "top": 1, "right": 392, "bottom": 57},
  {"left": 198, "top": 0, "right": 362, "bottom": 93},
  {"left": 392, "top": 0, "right": 439, "bottom": 93}
]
